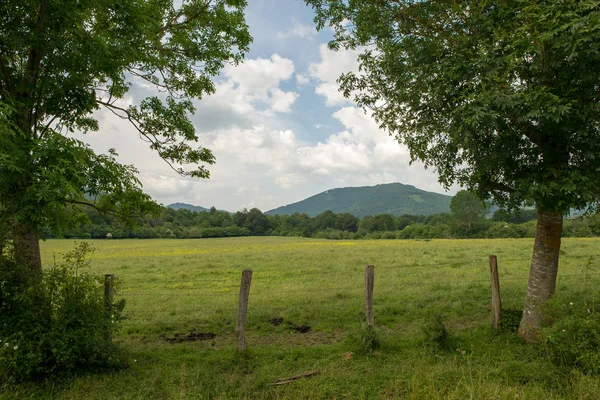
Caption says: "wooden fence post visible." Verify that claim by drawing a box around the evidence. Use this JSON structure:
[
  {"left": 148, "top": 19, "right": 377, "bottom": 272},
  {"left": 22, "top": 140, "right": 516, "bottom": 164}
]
[
  {"left": 104, "top": 274, "right": 114, "bottom": 341},
  {"left": 364, "top": 265, "right": 375, "bottom": 329},
  {"left": 488, "top": 256, "right": 501, "bottom": 329},
  {"left": 104, "top": 274, "right": 114, "bottom": 310},
  {"left": 236, "top": 269, "right": 253, "bottom": 352}
]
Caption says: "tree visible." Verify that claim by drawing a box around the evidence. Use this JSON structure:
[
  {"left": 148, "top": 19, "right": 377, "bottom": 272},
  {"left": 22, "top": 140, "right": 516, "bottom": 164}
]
[
  {"left": 244, "top": 208, "right": 270, "bottom": 236},
  {"left": 306, "top": 0, "right": 600, "bottom": 341},
  {"left": 450, "top": 190, "right": 488, "bottom": 230},
  {"left": 0, "top": 0, "right": 251, "bottom": 270},
  {"left": 493, "top": 209, "right": 538, "bottom": 224},
  {"left": 315, "top": 210, "right": 337, "bottom": 231},
  {"left": 336, "top": 212, "right": 359, "bottom": 232}
]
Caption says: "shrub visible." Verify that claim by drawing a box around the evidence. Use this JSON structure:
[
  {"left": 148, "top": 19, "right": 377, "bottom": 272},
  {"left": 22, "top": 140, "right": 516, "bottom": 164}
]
[
  {"left": 0, "top": 243, "right": 124, "bottom": 381},
  {"left": 541, "top": 297, "right": 600, "bottom": 375},
  {"left": 422, "top": 315, "right": 452, "bottom": 353},
  {"left": 347, "top": 325, "right": 380, "bottom": 354},
  {"left": 485, "top": 222, "right": 525, "bottom": 238}
]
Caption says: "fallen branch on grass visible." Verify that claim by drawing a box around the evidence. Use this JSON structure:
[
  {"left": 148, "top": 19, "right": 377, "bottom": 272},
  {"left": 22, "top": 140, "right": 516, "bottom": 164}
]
[{"left": 268, "top": 370, "right": 320, "bottom": 386}]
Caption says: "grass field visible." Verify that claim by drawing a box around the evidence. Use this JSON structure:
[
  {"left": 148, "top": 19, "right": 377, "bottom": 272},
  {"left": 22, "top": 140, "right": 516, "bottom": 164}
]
[{"left": 3, "top": 237, "right": 600, "bottom": 399}]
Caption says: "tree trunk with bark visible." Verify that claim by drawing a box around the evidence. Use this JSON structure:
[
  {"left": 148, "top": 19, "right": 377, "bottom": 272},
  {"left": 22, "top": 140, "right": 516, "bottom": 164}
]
[
  {"left": 12, "top": 222, "right": 42, "bottom": 271},
  {"left": 519, "top": 210, "right": 563, "bottom": 342}
]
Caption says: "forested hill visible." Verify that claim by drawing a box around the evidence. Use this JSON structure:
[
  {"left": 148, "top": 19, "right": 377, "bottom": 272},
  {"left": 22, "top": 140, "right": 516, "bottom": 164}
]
[
  {"left": 166, "top": 202, "right": 233, "bottom": 214},
  {"left": 167, "top": 202, "right": 211, "bottom": 213},
  {"left": 266, "top": 183, "right": 452, "bottom": 218}
]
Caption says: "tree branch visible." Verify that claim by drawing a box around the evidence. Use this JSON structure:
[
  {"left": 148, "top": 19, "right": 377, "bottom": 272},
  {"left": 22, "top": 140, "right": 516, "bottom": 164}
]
[
  {"left": 65, "top": 199, "right": 149, "bottom": 225},
  {"left": 155, "top": 1, "right": 211, "bottom": 35},
  {"left": 96, "top": 99, "right": 191, "bottom": 177}
]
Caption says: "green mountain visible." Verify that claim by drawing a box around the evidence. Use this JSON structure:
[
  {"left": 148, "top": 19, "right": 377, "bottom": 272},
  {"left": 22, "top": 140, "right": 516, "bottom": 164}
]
[
  {"left": 266, "top": 183, "right": 452, "bottom": 218},
  {"left": 167, "top": 202, "right": 229, "bottom": 213}
]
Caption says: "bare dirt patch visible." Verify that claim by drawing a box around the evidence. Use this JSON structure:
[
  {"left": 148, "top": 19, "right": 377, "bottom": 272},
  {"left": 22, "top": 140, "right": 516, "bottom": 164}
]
[
  {"left": 161, "top": 329, "right": 217, "bottom": 343},
  {"left": 268, "top": 317, "right": 284, "bottom": 326}
]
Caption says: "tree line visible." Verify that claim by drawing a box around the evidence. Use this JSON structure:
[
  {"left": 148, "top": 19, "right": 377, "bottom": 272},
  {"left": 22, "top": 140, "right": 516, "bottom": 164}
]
[{"left": 51, "top": 202, "right": 600, "bottom": 241}]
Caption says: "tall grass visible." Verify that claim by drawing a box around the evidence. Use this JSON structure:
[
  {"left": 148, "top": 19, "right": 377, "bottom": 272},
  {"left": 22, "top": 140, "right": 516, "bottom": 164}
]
[{"left": 1, "top": 237, "right": 597, "bottom": 398}]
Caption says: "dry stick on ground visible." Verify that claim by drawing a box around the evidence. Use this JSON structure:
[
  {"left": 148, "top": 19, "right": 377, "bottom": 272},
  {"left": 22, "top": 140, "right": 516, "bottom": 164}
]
[{"left": 268, "top": 371, "right": 320, "bottom": 386}]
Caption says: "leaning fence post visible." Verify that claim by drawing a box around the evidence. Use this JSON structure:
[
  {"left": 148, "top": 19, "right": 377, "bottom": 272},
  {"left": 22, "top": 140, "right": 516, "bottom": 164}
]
[
  {"left": 104, "top": 274, "right": 114, "bottom": 341},
  {"left": 364, "top": 265, "right": 375, "bottom": 329},
  {"left": 236, "top": 269, "right": 253, "bottom": 352},
  {"left": 488, "top": 256, "right": 501, "bottom": 329}
]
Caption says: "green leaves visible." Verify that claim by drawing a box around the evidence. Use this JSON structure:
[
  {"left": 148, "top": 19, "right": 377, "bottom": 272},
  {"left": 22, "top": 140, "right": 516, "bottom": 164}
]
[
  {"left": 307, "top": 0, "right": 600, "bottom": 213},
  {"left": 0, "top": 0, "right": 251, "bottom": 242}
]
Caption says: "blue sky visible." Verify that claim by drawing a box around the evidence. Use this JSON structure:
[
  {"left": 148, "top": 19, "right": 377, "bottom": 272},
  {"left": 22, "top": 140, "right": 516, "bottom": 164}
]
[{"left": 82, "top": 0, "right": 453, "bottom": 212}]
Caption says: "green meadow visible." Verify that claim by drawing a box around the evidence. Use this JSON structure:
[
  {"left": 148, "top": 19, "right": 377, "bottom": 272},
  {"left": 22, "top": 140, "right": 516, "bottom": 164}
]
[{"left": 4, "top": 237, "right": 600, "bottom": 399}]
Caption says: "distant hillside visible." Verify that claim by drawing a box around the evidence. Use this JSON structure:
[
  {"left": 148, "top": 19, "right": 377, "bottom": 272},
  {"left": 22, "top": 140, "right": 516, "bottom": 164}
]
[
  {"left": 166, "top": 202, "right": 230, "bottom": 213},
  {"left": 266, "top": 183, "right": 452, "bottom": 218}
]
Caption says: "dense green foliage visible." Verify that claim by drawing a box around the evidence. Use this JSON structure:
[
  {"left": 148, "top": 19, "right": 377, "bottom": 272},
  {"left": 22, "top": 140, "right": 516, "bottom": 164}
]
[
  {"left": 542, "top": 297, "right": 600, "bottom": 375},
  {"left": 305, "top": 0, "right": 600, "bottom": 341},
  {"left": 167, "top": 203, "right": 212, "bottom": 213},
  {"left": 0, "top": 0, "right": 251, "bottom": 268},
  {"left": 306, "top": 0, "right": 600, "bottom": 213},
  {"left": 450, "top": 190, "right": 489, "bottom": 229},
  {"left": 53, "top": 202, "right": 600, "bottom": 241},
  {"left": 0, "top": 243, "right": 123, "bottom": 381},
  {"left": 266, "top": 183, "right": 451, "bottom": 217}
]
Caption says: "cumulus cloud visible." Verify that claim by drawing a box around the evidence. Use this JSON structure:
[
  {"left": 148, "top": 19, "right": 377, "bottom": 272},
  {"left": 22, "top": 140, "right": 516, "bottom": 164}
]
[
  {"left": 269, "top": 88, "right": 299, "bottom": 113},
  {"left": 295, "top": 73, "right": 310, "bottom": 86},
  {"left": 139, "top": 173, "right": 195, "bottom": 201},
  {"left": 85, "top": 101, "right": 447, "bottom": 212},
  {"left": 80, "top": 44, "right": 449, "bottom": 213},
  {"left": 224, "top": 54, "right": 294, "bottom": 92},
  {"left": 181, "top": 103, "right": 447, "bottom": 211},
  {"left": 308, "top": 44, "right": 361, "bottom": 106},
  {"left": 276, "top": 21, "right": 317, "bottom": 39},
  {"left": 214, "top": 54, "right": 299, "bottom": 115}
]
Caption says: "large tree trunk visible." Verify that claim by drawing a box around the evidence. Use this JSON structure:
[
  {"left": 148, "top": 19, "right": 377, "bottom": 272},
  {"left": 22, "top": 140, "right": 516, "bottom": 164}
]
[
  {"left": 518, "top": 210, "right": 563, "bottom": 342},
  {"left": 12, "top": 222, "right": 42, "bottom": 271}
]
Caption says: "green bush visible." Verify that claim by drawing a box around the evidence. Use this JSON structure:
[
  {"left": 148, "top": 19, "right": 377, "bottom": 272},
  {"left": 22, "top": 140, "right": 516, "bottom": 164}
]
[
  {"left": 347, "top": 325, "right": 380, "bottom": 354},
  {"left": 541, "top": 297, "right": 600, "bottom": 375},
  {"left": 0, "top": 243, "right": 124, "bottom": 381},
  {"left": 422, "top": 315, "right": 452, "bottom": 353}
]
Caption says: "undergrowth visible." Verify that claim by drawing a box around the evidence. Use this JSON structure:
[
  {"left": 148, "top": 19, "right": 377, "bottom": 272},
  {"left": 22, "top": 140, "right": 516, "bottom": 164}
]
[{"left": 0, "top": 243, "right": 125, "bottom": 382}]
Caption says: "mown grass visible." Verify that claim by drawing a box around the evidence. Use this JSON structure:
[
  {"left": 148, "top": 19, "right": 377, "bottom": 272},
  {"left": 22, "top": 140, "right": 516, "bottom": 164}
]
[{"left": 3, "top": 237, "right": 600, "bottom": 399}]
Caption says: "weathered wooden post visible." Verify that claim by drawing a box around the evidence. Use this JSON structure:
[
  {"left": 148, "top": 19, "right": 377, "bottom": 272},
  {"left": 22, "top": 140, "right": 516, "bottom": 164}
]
[
  {"left": 364, "top": 265, "right": 375, "bottom": 329},
  {"left": 236, "top": 269, "right": 253, "bottom": 352},
  {"left": 104, "top": 274, "right": 114, "bottom": 341},
  {"left": 488, "top": 256, "right": 501, "bottom": 329},
  {"left": 104, "top": 274, "right": 114, "bottom": 310}
]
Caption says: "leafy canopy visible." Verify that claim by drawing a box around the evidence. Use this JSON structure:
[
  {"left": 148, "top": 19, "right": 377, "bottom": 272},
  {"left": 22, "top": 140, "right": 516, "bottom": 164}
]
[
  {"left": 306, "top": 0, "right": 600, "bottom": 213},
  {"left": 0, "top": 0, "right": 251, "bottom": 231},
  {"left": 450, "top": 190, "right": 488, "bottom": 227}
]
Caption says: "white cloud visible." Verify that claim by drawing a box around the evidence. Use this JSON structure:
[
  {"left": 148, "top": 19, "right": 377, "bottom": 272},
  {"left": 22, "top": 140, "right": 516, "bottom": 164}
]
[
  {"left": 85, "top": 99, "right": 448, "bottom": 212},
  {"left": 276, "top": 21, "right": 317, "bottom": 39},
  {"left": 308, "top": 44, "right": 361, "bottom": 106},
  {"left": 139, "top": 173, "right": 195, "bottom": 201},
  {"left": 224, "top": 54, "right": 294, "bottom": 92},
  {"left": 212, "top": 54, "right": 299, "bottom": 115},
  {"left": 179, "top": 103, "right": 447, "bottom": 211},
  {"left": 80, "top": 42, "right": 450, "bottom": 213},
  {"left": 269, "top": 88, "right": 299, "bottom": 113},
  {"left": 295, "top": 73, "right": 310, "bottom": 86}
]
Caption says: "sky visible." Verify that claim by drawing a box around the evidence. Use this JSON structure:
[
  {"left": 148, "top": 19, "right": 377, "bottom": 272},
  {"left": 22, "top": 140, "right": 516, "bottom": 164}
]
[{"left": 79, "top": 0, "right": 456, "bottom": 213}]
